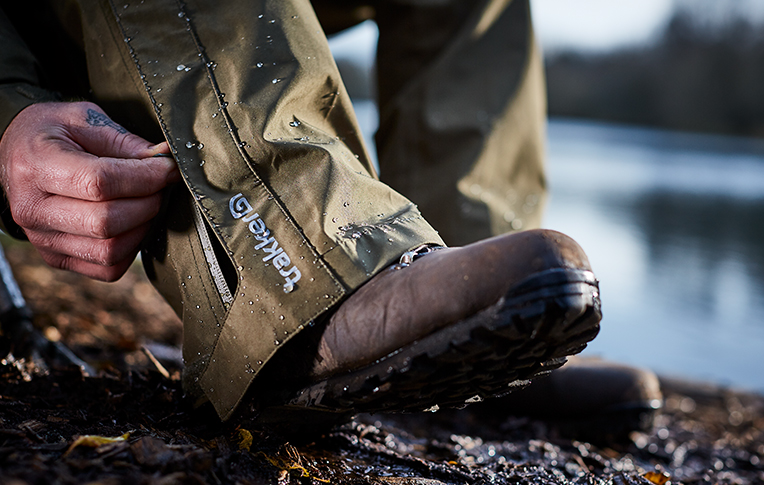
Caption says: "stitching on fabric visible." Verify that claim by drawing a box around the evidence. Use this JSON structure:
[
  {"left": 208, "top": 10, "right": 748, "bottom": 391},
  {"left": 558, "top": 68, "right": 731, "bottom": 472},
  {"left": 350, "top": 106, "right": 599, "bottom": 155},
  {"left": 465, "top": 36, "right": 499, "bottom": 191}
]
[{"left": 173, "top": 0, "right": 345, "bottom": 299}]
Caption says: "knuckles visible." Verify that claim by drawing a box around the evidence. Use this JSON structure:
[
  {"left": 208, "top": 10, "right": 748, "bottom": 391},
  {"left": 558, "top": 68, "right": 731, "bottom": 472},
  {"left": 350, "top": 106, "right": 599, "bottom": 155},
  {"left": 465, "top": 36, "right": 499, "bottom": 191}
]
[
  {"left": 75, "top": 165, "right": 113, "bottom": 202},
  {"left": 30, "top": 230, "right": 135, "bottom": 269},
  {"left": 84, "top": 202, "right": 123, "bottom": 239},
  {"left": 40, "top": 251, "right": 129, "bottom": 282},
  {"left": 87, "top": 237, "right": 129, "bottom": 267},
  {"left": 11, "top": 197, "right": 45, "bottom": 231}
]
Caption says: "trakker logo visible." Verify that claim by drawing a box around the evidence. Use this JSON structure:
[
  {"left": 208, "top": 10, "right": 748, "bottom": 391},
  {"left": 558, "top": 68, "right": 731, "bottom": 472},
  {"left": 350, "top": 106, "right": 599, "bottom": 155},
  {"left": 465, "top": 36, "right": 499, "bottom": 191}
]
[{"left": 229, "top": 193, "right": 302, "bottom": 293}]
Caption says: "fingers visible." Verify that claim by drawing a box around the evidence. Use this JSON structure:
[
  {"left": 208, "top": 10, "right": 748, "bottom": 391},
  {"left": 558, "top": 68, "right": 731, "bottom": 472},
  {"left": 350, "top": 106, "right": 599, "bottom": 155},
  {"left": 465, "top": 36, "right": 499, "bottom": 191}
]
[
  {"left": 2, "top": 102, "right": 180, "bottom": 202},
  {"left": 35, "top": 148, "right": 180, "bottom": 202},
  {"left": 18, "top": 194, "right": 161, "bottom": 282},
  {"left": 36, "top": 247, "right": 141, "bottom": 282},
  {"left": 29, "top": 222, "right": 150, "bottom": 269},
  {"left": 13, "top": 193, "right": 163, "bottom": 239},
  {"left": 30, "top": 221, "right": 150, "bottom": 282},
  {"left": 0, "top": 101, "right": 179, "bottom": 282},
  {"left": 67, "top": 104, "right": 163, "bottom": 160}
]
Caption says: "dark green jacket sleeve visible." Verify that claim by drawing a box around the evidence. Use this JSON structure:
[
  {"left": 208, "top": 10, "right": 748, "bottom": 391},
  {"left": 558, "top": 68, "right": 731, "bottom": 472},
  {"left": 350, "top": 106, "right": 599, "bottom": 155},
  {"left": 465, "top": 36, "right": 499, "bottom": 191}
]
[{"left": 0, "top": 7, "right": 62, "bottom": 238}]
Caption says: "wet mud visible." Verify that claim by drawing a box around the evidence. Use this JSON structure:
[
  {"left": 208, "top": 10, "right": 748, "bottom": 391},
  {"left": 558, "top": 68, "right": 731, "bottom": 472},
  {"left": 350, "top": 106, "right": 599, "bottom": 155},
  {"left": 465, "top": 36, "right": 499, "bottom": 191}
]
[{"left": 0, "top": 241, "right": 762, "bottom": 484}]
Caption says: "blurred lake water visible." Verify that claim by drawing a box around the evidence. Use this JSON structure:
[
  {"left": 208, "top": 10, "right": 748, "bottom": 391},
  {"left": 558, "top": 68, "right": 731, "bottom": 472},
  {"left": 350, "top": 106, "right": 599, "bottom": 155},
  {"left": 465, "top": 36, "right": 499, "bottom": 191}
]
[{"left": 543, "top": 119, "right": 764, "bottom": 392}]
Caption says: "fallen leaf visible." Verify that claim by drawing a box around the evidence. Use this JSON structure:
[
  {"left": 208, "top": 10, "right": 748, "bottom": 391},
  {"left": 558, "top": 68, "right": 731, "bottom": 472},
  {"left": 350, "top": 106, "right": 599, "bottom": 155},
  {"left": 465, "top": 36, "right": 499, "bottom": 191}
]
[
  {"left": 643, "top": 470, "right": 671, "bottom": 485},
  {"left": 64, "top": 432, "right": 131, "bottom": 456},
  {"left": 237, "top": 428, "right": 253, "bottom": 451}
]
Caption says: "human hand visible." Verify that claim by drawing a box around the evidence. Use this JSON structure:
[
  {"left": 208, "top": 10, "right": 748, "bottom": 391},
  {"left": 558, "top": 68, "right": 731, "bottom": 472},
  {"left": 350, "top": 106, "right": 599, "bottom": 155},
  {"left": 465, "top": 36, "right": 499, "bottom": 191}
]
[{"left": 0, "top": 102, "right": 180, "bottom": 281}]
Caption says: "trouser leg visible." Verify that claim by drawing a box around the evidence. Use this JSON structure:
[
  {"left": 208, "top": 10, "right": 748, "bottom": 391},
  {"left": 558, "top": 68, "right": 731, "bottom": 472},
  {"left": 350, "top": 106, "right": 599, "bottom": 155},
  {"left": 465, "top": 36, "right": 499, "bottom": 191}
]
[
  {"left": 375, "top": 0, "right": 547, "bottom": 246},
  {"left": 80, "top": 0, "right": 442, "bottom": 419}
]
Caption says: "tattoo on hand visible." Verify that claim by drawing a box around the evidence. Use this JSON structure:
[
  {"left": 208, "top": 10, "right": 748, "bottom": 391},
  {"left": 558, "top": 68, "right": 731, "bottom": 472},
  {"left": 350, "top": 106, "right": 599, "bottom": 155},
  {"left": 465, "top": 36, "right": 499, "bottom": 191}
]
[{"left": 86, "top": 109, "right": 127, "bottom": 134}]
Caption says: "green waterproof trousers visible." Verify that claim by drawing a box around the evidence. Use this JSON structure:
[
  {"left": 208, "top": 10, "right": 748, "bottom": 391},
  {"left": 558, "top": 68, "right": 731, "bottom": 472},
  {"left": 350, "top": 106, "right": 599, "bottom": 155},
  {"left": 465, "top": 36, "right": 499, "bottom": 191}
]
[{"left": 0, "top": 0, "right": 545, "bottom": 420}]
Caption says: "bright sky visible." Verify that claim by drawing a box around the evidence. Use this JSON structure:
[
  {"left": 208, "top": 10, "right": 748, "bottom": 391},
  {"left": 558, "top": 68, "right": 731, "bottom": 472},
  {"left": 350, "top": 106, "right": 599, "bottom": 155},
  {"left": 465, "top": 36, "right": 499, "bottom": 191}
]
[
  {"left": 531, "top": 0, "right": 764, "bottom": 53},
  {"left": 529, "top": 0, "right": 674, "bottom": 53},
  {"left": 330, "top": 0, "right": 764, "bottom": 59},
  {"left": 330, "top": 1, "right": 680, "bottom": 58}
]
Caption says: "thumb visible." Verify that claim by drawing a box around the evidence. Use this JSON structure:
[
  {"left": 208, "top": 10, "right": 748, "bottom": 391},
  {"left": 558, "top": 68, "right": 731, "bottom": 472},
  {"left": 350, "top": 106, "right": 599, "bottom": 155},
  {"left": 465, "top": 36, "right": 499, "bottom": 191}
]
[
  {"left": 70, "top": 104, "right": 162, "bottom": 159},
  {"left": 135, "top": 141, "right": 172, "bottom": 159}
]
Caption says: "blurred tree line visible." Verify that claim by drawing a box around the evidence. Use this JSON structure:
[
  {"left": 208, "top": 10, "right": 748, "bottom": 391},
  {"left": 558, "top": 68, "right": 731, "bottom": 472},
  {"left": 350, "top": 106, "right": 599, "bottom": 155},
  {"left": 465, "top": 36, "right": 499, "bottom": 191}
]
[{"left": 546, "top": 4, "right": 764, "bottom": 137}]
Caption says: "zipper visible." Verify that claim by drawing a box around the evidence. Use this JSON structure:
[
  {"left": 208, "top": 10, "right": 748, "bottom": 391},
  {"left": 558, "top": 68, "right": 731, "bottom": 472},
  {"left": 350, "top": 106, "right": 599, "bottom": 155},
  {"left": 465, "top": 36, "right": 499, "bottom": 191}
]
[{"left": 192, "top": 203, "right": 234, "bottom": 309}]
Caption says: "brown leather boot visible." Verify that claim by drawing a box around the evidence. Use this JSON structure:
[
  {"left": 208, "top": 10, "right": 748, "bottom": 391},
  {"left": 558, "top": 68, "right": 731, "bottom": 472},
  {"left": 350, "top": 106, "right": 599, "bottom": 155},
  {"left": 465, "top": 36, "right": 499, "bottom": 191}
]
[
  {"left": 242, "top": 229, "right": 602, "bottom": 427},
  {"left": 475, "top": 356, "right": 663, "bottom": 442}
]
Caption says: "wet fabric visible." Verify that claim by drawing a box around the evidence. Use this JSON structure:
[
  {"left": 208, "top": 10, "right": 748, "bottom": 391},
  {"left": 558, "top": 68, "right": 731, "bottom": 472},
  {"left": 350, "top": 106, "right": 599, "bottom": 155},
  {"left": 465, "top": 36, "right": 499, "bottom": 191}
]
[
  {"left": 0, "top": 0, "right": 546, "bottom": 419},
  {"left": 311, "top": 0, "right": 547, "bottom": 245},
  {"left": 372, "top": 0, "right": 547, "bottom": 245}
]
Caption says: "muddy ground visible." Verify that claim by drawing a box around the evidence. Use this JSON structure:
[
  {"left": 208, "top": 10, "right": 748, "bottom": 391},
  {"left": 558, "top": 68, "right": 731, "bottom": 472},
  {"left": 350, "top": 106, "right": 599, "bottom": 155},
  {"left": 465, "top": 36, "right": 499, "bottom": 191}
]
[{"left": 0, "top": 240, "right": 762, "bottom": 485}]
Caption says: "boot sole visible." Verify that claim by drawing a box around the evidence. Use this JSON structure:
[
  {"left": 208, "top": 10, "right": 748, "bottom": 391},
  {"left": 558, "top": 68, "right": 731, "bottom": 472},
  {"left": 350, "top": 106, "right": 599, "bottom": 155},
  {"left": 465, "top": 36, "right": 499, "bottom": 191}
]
[{"left": 286, "top": 267, "right": 601, "bottom": 415}]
